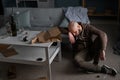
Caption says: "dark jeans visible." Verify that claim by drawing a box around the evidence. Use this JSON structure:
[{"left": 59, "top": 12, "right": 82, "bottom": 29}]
[{"left": 74, "top": 37, "right": 102, "bottom": 73}]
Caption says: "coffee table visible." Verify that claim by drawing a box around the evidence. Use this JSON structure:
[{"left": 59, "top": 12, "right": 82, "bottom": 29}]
[{"left": 0, "top": 31, "right": 62, "bottom": 80}]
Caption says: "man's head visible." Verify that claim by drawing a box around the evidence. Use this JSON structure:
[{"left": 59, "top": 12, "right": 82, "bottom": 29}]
[{"left": 68, "top": 21, "right": 82, "bottom": 36}]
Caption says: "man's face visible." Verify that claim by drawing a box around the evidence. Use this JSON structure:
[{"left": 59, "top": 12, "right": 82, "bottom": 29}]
[{"left": 69, "top": 25, "right": 80, "bottom": 36}]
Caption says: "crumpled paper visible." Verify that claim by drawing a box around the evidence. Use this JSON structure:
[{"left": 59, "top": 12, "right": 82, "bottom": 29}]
[
  {"left": 31, "top": 27, "right": 62, "bottom": 44},
  {"left": 0, "top": 44, "right": 17, "bottom": 57}
]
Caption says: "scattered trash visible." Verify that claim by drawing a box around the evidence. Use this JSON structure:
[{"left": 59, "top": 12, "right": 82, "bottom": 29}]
[{"left": 96, "top": 75, "right": 100, "bottom": 78}]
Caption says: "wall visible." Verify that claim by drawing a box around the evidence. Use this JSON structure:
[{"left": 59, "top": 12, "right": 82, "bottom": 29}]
[
  {"left": 0, "top": 0, "right": 4, "bottom": 15},
  {"left": 2, "top": 0, "right": 54, "bottom": 8},
  {"left": 118, "top": 0, "right": 120, "bottom": 24},
  {"left": 2, "top": 0, "right": 16, "bottom": 7},
  {"left": 2, "top": 0, "right": 119, "bottom": 19},
  {"left": 38, "top": 0, "right": 54, "bottom": 8},
  {"left": 54, "top": 0, "right": 81, "bottom": 7}
]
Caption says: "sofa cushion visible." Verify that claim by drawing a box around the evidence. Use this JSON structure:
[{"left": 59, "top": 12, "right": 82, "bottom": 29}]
[
  {"left": 30, "top": 8, "right": 63, "bottom": 27},
  {"left": 59, "top": 18, "right": 69, "bottom": 28},
  {"left": 14, "top": 10, "right": 31, "bottom": 29}
]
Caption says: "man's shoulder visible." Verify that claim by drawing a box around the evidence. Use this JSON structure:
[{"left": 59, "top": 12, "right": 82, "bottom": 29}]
[{"left": 81, "top": 23, "right": 91, "bottom": 29}]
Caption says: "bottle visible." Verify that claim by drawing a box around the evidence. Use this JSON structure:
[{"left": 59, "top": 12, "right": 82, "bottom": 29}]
[{"left": 10, "top": 15, "right": 17, "bottom": 36}]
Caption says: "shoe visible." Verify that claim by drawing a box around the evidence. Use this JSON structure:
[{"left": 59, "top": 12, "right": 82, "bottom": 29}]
[{"left": 101, "top": 65, "right": 117, "bottom": 76}]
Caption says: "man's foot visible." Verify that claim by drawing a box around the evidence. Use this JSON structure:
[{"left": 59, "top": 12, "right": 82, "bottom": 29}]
[{"left": 101, "top": 65, "right": 117, "bottom": 76}]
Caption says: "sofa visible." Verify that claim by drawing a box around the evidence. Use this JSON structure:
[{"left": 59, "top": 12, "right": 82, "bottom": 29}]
[{"left": 4, "top": 8, "right": 65, "bottom": 30}]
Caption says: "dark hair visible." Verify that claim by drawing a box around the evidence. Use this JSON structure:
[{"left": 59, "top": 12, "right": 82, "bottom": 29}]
[{"left": 78, "top": 22, "right": 82, "bottom": 25}]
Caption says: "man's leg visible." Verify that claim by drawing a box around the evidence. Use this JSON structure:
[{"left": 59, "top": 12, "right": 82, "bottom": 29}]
[
  {"left": 74, "top": 38, "right": 117, "bottom": 76},
  {"left": 74, "top": 50, "right": 117, "bottom": 76},
  {"left": 91, "top": 37, "right": 101, "bottom": 65},
  {"left": 91, "top": 37, "right": 117, "bottom": 76},
  {"left": 74, "top": 49, "right": 101, "bottom": 73}
]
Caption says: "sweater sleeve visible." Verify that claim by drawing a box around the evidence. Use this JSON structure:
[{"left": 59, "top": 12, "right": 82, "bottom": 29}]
[{"left": 87, "top": 24, "right": 108, "bottom": 51}]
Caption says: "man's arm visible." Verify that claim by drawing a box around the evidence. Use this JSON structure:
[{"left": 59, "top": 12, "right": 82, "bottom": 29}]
[{"left": 68, "top": 32, "right": 75, "bottom": 44}]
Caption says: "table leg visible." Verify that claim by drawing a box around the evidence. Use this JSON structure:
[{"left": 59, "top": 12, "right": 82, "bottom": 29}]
[
  {"left": 58, "top": 42, "right": 62, "bottom": 61},
  {"left": 45, "top": 48, "right": 52, "bottom": 80}
]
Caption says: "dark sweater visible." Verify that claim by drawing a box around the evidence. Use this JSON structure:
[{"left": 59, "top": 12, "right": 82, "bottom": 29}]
[{"left": 72, "top": 24, "right": 107, "bottom": 52}]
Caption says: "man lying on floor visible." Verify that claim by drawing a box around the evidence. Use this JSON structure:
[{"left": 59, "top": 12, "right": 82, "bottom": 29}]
[{"left": 60, "top": 21, "right": 117, "bottom": 76}]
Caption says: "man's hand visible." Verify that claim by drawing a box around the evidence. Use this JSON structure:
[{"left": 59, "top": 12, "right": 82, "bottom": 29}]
[
  {"left": 68, "top": 32, "right": 75, "bottom": 44},
  {"left": 100, "top": 50, "right": 106, "bottom": 61}
]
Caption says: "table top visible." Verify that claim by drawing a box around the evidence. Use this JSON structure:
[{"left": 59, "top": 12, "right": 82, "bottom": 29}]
[{"left": 0, "top": 31, "right": 53, "bottom": 48}]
